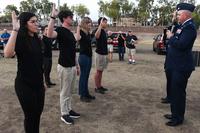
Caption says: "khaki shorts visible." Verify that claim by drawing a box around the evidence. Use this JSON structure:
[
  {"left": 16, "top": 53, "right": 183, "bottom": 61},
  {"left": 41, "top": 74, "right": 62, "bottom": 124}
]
[
  {"left": 126, "top": 48, "right": 136, "bottom": 56},
  {"left": 107, "top": 44, "right": 113, "bottom": 52},
  {"left": 95, "top": 53, "right": 108, "bottom": 71}
]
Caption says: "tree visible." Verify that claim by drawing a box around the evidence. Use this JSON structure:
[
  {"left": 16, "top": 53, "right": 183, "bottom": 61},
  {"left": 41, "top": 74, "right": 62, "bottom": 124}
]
[
  {"left": 137, "top": 0, "right": 154, "bottom": 26},
  {"left": 60, "top": 3, "right": 70, "bottom": 11},
  {"left": 2, "top": 5, "right": 18, "bottom": 22},
  {"left": 193, "top": 4, "right": 200, "bottom": 29},
  {"left": 4, "top": 5, "right": 18, "bottom": 16},
  {"left": 98, "top": 0, "right": 125, "bottom": 24},
  {"left": 34, "top": 0, "right": 52, "bottom": 20},
  {"left": 98, "top": 0, "right": 108, "bottom": 16},
  {"left": 155, "top": 0, "right": 179, "bottom": 26},
  {"left": 71, "top": 4, "right": 89, "bottom": 19},
  {"left": 120, "top": 0, "right": 134, "bottom": 16},
  {"left": 19, "top": 0, "right": 37, "bottom": 13},
  {"left": 106, "top": 0, "right": 121, "bottom": 21}
]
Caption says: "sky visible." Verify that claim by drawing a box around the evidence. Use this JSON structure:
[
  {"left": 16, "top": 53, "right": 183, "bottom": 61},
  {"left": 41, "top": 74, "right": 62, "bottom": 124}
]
[{"left": 0, "top": 0, "right": 200, "bottom": 21}]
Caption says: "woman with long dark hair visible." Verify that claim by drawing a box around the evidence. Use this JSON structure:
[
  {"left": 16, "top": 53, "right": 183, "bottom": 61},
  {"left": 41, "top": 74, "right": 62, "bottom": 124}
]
[{"left": 4, "top": 11, "right": 45, "bottom": 133}]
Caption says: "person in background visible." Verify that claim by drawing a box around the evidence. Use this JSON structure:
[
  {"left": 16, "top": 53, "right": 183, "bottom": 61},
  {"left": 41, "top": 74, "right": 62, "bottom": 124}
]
[
  {"left": 1, "top": 29, "right": 11, "bottom": 47},
  {"left": 117, "top": 31, "right": 125, "bottom": 61},
  {"left": 42, "top": 25, "right": 56, "bottom": 88},
  {"left": 107, "top": 30, "right": 113, "bottom": 62},
  {"left": 75, "top": 17, "right": 95, "bottom": 102},
  {"left": 4, "top": 11, "right": 45, "bottom": 133},
  {"left": 125, "top": 30, "right": 138, "bottom": 64}
]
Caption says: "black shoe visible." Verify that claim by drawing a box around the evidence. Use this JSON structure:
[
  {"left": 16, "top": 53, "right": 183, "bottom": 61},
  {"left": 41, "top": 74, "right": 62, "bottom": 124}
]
[
  {"left": 165, "top": 120, "right": 183, "bottom": 126},
  {"left": 100, "top": 87, "right": 108, "bottom": 91},
  {"left": 47, "top": 82, "right": 56, "bottom": 86},
  {"left": 46, "top": 84, "right": 51, "bottom": 88},
  {"left": 86, "top": 94, "right": 96, "bottom": 100},
  {"left": 49, "top": 82, "right": 56, "bottom": 86},
  {"left": 161, "top": 97, "right": 167, "bottom": 101},
  {"left": 164, "top": 114, "right": 172, "bottom": 119},
  {"left": 69, "top": 110, "right": 80, "bottom": 119},
  {"left": 95, "top": 88, "right": 105, "bottom": 94},
  {"left": 161, "top": 99, "right": 170, "bottom": 104},
  {"left": 61, "top": 115, "right": 74, "bottom": 125},
  {"left": 80, "top": 96, "right": 92, "bottom": 102}
]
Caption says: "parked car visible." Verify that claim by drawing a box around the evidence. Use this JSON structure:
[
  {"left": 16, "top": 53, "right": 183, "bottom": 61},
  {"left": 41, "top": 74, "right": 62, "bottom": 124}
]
[
  {"left": 111, "top": 32, "right": 126, "bottom": 52},
  {"left": 153, "top": 34, "right": 167, "bottom": 55}
]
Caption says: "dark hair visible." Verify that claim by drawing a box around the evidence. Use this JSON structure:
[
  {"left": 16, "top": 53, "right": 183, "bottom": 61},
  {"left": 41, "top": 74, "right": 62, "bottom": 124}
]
[
  {"left": 98, "top": 17, "right": 107, "bottom": 25},
  {"left": 41, "top": 25, "right": 48, "bottom": 32},
  {"left": 58, "top": 10, "right": 73, "bottom": 23},
  {"left": 17, "top": 12, "right": 41, "bottom": 50}
]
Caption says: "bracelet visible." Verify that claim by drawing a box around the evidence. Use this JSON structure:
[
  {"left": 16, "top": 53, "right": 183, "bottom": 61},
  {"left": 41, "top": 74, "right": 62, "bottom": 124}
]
[
  {"left": 50, "top": 16, "right": 56, "bottom": 19},
  {"left": 13, "top": 29, "right": 18, "bottom": 32}
]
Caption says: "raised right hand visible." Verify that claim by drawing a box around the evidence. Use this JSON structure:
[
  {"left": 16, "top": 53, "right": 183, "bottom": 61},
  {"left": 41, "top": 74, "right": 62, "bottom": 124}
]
[
  {"left": 99, "top": 17, "right": 105, "bottom": 28},
  {"left": 12, "top": 11, "right": 20, "bottom": 31},
  {"left": 51, "top": 3, "right": 59, "bottom": 17}
]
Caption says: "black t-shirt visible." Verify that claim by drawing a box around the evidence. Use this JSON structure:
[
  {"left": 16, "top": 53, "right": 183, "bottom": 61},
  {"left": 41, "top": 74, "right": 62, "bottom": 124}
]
[
  {"left": 42, "top": 35, "right": 52, "bottom": 58},
  {"left": 56, "top": 27, "right": 76, "bottom": 67},
  {"left": 15, "top": 35, "right": 44, "bottom": 88},
  {"left": 126, "top": 35, "right": 138, "bottom": 49},
  {"left": 79, "top": 30, "right": 92, "bottom": 57},
  {"left": 118, "top": 35, "right": 125, "bottom": 47},
  {"left": 94, "top": 29, "right": 108, "bottom": 55}
]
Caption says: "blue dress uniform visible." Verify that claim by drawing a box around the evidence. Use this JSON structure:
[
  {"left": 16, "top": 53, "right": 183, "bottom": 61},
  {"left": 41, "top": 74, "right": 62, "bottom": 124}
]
[
  {"left": 165, "top": 3, "right": 197, "bottom": 126},
  {"left": 162, "top": 22, "right": 180, "bottom": 104}
]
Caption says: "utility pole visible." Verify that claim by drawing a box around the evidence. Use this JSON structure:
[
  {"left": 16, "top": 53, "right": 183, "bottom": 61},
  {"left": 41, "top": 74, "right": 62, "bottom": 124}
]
[{"left": 57, "top": 0, "right": 61, "bottom": 26}]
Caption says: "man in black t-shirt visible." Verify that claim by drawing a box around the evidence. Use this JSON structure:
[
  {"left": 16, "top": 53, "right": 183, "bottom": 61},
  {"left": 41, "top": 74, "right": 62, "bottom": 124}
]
[
  {"left": 94, "top": 17, "right": 109, "bottom": 94},
  {"left": 47, "top": 4, "right": 80, "bottom": 125},
  {"left": 126, "top": 30, "right": 138, "bottom": 64},
  {"left": 117, "top": 31, "right": 125, "bottom": 61},
  {"left": 42, "top": 25, "right": 56, "bottom": 87}
]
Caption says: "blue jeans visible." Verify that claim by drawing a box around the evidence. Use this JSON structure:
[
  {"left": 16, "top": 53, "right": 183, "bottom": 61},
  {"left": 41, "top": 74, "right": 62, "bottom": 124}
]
[
  {"left": 78, "top": 54, "right": 92, "bottom": 97},
  {"left": 118, "top": 46, "right": 125, "bottom": 60}
]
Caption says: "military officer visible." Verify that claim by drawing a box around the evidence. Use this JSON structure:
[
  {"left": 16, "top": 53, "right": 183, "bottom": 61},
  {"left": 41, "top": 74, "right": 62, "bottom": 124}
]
[
  {"left": 161, "top": 11, "right": 180, "bottom": 104},
  {"left": 164, "top": 3, "right": 197, "bottom": 126}
]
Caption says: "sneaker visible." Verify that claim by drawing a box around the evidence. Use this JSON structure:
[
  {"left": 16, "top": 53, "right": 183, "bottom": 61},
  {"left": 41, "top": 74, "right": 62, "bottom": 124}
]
[
  {"left": 95, "top": 88, "right": 105, "bottom": 94},
  {"left": 100, "top": 87, "right": 108, "bottom": 91},
  {"left": 80, "top": 96, "right": 92, "bottom": 102},
  {"left": 128, "top": 61, "right": 132, "bottom": 64},
  {"left": 69, "top": 110, "right": 80, "bottom": 119},
  {"left": 61, "top": 115, "right": 74, "bottom": 125},
  {"left": 86, "top": 94, "right": 96, "bottom": 100}
]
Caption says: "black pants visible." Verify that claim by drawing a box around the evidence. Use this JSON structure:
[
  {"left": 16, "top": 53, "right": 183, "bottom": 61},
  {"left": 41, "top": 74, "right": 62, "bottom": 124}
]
[
  {"left": 43, "top": 57, "right": 52, "bottom": 84},
  {"left": 15, "top": 78, "right": 45, "bottom": 133},
  {"left": 170, "top": 70, "right": 192, "bottom": 122},
  {"left": 165, "top": 69, "right": 172, "bottom": 101}
]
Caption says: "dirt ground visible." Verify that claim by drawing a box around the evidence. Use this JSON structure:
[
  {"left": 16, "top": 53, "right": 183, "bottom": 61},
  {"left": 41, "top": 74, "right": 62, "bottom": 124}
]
[{"left": 0, "top": 33, "right": 200, "bottom": 133}]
